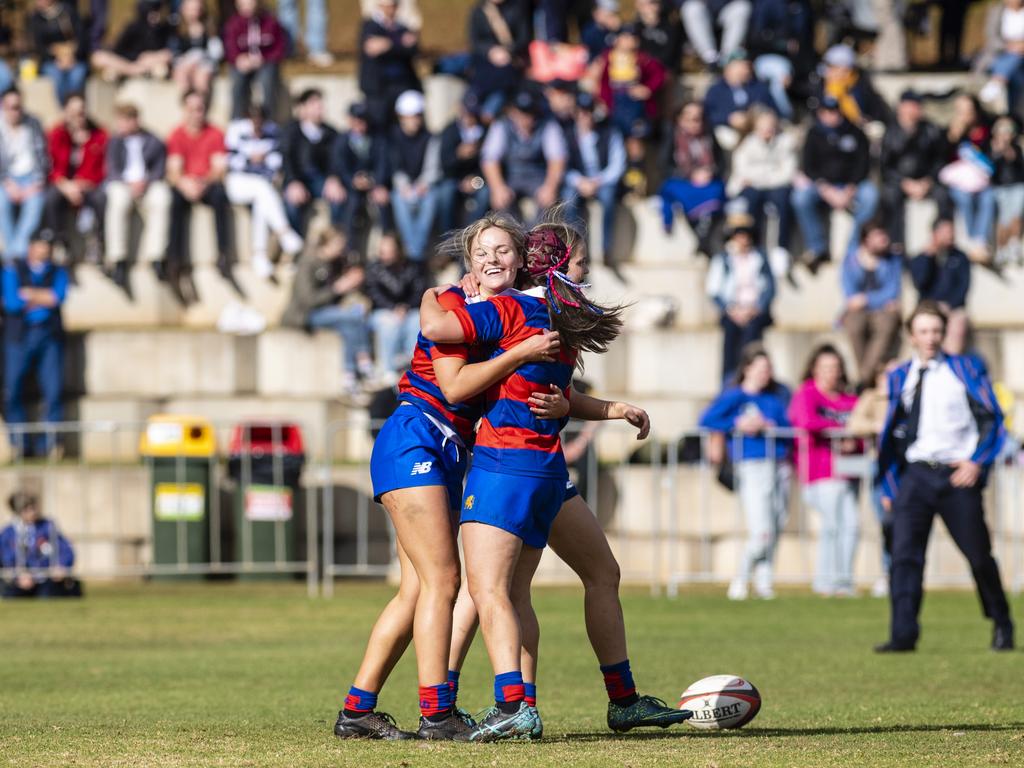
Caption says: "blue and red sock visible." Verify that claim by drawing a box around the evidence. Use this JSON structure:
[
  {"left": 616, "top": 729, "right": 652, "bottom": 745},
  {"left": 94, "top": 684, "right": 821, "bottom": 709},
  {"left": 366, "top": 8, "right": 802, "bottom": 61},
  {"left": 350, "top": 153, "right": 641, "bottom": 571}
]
[
  {"left": 447, "top": 669, "right": 460, "bottom": 705},
  {"left": 524, "top": 682, "right": 537, "bottom": 707},
  {"left": 343, "top": 686, "right": 378, "bottom": 717},
  {"left": 494, "top": 671, "right": 525, "bottom": 713},
  {"left": 601, "top": 659, "right": 639, "bottom": 707},
  {"left": 419, "top": 682, "right": 454, "bottom": 721}
]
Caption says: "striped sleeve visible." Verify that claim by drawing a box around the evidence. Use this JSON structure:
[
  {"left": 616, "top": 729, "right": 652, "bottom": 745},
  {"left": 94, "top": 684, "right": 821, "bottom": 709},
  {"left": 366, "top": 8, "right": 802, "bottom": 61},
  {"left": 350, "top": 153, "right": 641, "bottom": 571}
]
[{"left": 451, "top": 299, "right": 511, "bottom": 345}]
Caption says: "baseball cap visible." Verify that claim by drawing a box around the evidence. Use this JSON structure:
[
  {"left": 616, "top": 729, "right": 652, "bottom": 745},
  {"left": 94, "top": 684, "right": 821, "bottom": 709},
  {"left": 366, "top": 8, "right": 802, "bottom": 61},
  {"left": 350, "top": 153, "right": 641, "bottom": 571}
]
[
  {"left": 819, "top": 95, "right": 841, "bottom": 111},
  {"left": 349, "top": 102, "right": 369, "bottom": 120},
  {"left": 596, "top": 0, "right": 620, "bottom": 11},
  {"left": 547, "top": 78, "right": 576, "bottom": 93},
  {"left": 725, "top": 212, "right": 756, "bottom": 239},
  {"left": 823, "top": 44, "right": 856, "bottom": 69},
  {"left": 394, "top": 90, "right": 425, "bottom": 117},
  {"left": 723, "top": 48, "right": 749, "bottom": 65},
  {"left": 30, "top": 227, "right": 55, "bottom": 245},
  {"left": 899, "top": 89, "right": 922, "bottom": 103},
  {"left": 511, "top": 90, "right": 541, "bottom": 115}
]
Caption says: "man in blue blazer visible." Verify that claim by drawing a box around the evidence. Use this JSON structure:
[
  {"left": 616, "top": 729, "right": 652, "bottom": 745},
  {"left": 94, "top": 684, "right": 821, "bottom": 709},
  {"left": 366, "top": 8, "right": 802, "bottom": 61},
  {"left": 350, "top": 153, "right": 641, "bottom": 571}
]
[{"left": 876, "top": 301, "right": 1013, "bottom": 652}]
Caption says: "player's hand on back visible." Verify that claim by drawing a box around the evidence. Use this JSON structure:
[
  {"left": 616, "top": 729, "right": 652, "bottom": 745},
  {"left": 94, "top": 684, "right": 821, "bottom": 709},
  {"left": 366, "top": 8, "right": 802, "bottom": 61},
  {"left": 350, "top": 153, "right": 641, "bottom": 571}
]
[
  {"left": 459, "top": 272, "right": 482, "bottom": 298},
  {"left": 529, "top": 383, "right": 570, "bottom": 419},
  {"left": 518, "top": 330, "right": 561, "bottom": 363}
]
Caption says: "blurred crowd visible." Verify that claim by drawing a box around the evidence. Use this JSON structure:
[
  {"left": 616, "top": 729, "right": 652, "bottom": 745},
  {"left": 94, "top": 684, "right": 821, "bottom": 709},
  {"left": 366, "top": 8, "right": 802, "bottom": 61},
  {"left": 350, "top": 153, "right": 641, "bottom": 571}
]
[{"left": 1, "top": 1, "right": 1023, "bottom": 440}]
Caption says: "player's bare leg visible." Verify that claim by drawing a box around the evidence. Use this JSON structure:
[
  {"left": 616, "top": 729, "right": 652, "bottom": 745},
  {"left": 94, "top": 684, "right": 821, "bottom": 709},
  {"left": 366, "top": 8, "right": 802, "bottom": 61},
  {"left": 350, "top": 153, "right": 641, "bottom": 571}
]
[
  {"left": 549, "top": 495, "right": 692, "bottom": 732},
  {"left": 454, "top": 523, "right": 540, "bottom": 742}
]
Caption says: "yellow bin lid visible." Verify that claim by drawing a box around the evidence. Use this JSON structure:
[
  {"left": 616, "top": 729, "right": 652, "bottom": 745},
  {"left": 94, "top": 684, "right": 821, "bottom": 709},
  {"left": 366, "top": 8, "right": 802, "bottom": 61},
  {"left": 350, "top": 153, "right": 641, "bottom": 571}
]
[{"left": 139, "top": 415, "right": 216, "bottom": 458}]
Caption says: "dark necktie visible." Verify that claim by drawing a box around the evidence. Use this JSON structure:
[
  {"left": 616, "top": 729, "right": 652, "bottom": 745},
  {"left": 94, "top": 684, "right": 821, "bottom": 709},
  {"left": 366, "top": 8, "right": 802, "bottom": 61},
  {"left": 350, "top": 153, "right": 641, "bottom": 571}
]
[{"left": 904, "top": 365, "right": 928, "bottom": 447}]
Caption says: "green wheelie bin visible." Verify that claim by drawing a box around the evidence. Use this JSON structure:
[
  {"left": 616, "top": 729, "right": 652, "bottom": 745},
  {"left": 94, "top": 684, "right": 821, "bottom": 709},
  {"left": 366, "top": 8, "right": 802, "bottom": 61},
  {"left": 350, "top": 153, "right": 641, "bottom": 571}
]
[{"left": 140, "top": 415, "right": 217, "bottom": 577}]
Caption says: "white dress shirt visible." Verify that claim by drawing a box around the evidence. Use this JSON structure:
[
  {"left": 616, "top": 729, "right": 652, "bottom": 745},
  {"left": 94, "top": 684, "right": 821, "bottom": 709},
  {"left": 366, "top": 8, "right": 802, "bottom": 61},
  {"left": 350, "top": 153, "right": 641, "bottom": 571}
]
[{"left": 903, "top": 355, "right": 978, "bottom": 464}]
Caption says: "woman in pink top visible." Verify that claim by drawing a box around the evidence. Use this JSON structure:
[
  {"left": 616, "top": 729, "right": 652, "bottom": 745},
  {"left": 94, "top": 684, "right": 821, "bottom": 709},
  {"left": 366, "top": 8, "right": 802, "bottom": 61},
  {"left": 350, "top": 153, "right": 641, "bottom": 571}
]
[{"left": 788, "top": 344, "right": 860, "bottom": 596}]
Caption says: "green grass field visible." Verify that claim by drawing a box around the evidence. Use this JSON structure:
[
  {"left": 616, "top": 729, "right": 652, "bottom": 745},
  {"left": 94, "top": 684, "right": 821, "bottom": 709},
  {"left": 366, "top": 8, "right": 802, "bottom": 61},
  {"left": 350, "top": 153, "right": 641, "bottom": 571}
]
[{"left": 2, "top": 582, "right": 1023, "bottom": 767}]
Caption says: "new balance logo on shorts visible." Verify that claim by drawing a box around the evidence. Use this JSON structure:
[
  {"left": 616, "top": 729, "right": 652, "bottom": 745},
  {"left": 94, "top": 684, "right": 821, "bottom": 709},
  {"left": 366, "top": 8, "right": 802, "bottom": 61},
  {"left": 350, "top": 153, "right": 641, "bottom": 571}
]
[{"left": 411, "top": 461, "right": 433, "bottom": 476}]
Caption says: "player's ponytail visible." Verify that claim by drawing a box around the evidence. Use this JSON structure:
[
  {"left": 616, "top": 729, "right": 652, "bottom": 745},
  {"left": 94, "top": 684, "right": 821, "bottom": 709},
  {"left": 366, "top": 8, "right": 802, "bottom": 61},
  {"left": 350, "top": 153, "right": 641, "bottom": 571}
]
[{"left": 525, "top": 217, "right": 624, "bottom": 358}]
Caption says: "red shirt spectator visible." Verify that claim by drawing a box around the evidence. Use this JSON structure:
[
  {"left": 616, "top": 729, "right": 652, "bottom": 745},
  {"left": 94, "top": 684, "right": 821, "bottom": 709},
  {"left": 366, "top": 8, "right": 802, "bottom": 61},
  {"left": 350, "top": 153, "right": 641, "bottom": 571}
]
[
  {"left": 222, "top": 1, "right": 287, "bottom": 66},
  {"left": 48, "top": 113, "right": 108, "bottom": 186},
  {"left": 166, "top": 122, "right": 225, "bottom": 179}
]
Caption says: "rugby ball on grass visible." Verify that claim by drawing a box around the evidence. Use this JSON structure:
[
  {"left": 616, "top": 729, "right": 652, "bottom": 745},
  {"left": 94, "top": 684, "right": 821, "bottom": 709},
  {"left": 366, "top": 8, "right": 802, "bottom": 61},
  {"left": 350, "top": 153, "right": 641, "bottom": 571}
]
[{"left": 678, "top": 674, "right": 761, "bottom": 729}]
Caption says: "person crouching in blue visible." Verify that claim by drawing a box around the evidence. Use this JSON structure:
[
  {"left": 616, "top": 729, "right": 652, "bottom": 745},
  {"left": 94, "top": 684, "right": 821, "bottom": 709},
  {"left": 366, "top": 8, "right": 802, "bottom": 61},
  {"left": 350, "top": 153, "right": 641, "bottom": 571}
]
[
  {"left": 3, "top": 228, "right": 67, "bottom": 459},
  {"left": 1, "top": 491, "right": 81, "bottom": 598}
]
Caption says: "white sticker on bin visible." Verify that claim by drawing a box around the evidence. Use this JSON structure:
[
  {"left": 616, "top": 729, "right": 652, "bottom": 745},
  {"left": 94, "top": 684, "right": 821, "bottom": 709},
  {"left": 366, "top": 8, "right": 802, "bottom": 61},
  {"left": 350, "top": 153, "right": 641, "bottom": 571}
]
[{"left": 147, "top": 422, "right": 184, "bottom": 446}]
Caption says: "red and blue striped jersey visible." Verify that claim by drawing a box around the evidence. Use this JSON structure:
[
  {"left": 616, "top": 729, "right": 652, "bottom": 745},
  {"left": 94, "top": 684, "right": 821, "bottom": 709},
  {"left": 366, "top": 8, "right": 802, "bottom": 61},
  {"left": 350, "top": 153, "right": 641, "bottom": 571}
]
[
  {"left": 452, "top": 290, "right": 576, "bottom": 478},
  {"left": 397, "top": 287, "right": 483, "bottom": 444}
]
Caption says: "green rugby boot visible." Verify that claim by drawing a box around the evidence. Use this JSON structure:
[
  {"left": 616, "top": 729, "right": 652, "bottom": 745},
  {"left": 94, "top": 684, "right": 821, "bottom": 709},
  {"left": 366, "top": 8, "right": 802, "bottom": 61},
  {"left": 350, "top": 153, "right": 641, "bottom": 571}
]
[{"left": 607, "top": 695, "right": 694, "bottom": 732}]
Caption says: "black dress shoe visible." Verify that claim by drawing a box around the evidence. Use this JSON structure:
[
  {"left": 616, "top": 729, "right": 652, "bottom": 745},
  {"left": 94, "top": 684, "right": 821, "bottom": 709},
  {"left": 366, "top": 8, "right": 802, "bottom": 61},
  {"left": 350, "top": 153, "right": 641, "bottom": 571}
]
[
  {"left": 112, "top": 261, "right": 133, "bottom": 301},
  {"left": 152, "top": 259, "right": 167, "bottom": 283},
  {"left": 874, "top": 641, "right": 916, "bottom": 653},
  {"left": 992, "top": 624, "right": 1015, "bottom": 651}
]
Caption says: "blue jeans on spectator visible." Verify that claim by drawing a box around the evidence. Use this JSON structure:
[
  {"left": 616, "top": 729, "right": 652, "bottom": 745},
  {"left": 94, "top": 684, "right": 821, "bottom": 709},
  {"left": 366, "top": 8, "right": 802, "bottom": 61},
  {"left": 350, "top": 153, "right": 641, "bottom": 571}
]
[
  {"left": 0, "top": 175, "right": 46, "bottom": 261},
  {"left": 4, "top": 325, "right": 63, "bottom": 456},
  {"left": 738, "top": 186, "right": 793, "bottom": 251},
  {"left": 0, "top": 60, "right": 14, "bottom": 95},
  {"left": 40, "top": 61, "right": 88, "bottom": 107},
  {"left": 285, "top": 174, "right": 346, "bottom": 235},
  {"left": 611, "top": 91, "right": 651, "bottom": 139},
  {"left": 990, "top": 51, "right": 1024, "bottom": 111},
  {"left": 791, "top": 180, "right": 878, "bottom": 258},
  {"left": 803, "top": 478, "right": 859, "bottom": 594},
  {"left": 276, "top": 0, "right": 327, "bottom": 56},
  {"left": 371, "top": 308, "right": 420, "bottom": 376},
  {"left": 564, "top": 182, "right": 619, "bottom": 262},
  {"left": 949, "top": 186, "right": 995, "bottom": 245},
  {"left": 307, "top": 303, "right": 370, "bottom": 375},
  {"left": 391, "top": 187, "right": 438, "bottom": 261},
  {"left": 754, "top": 54, "right": 794, "bottom": 119},
  {"left": 436, "top": 178, "right": 488, "bottom": 232}
]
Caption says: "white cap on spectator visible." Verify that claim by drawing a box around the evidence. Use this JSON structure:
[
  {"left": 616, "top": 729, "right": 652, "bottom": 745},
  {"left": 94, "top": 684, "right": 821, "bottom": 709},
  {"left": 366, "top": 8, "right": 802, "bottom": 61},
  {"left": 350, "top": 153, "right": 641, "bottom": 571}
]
[
  {"left": 596, "top": 0, "right": 620, "bottom": 11},
  {"left": 395, "top": 90, "right": 426, "bottom": 117},
  {"left": 823, "top": 44, "right": 856, "bottom": 68}
]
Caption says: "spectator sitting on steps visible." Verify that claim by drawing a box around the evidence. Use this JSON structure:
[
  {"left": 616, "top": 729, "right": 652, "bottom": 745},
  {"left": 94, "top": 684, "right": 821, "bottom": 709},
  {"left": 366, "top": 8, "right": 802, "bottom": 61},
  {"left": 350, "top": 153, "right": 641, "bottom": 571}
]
[
  {"left": 281, "top": 227, "right": 374, "bottom": 397},
  {"left": 90, "top": 0, "right": 174, "bottom": 83},
  {"left": 1, "top": 491, "right": 81, "bottom": 599}
]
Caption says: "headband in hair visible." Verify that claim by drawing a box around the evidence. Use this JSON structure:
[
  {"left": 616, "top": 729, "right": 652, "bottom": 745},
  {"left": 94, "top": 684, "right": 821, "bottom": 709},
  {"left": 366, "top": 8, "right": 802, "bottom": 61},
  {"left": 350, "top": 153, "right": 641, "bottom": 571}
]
[
  {"left": 525, "top": 229, "right": 605, "bottom": 315},
  {"left": 525, "top": 229, "right": 571, "bottom": 277}
]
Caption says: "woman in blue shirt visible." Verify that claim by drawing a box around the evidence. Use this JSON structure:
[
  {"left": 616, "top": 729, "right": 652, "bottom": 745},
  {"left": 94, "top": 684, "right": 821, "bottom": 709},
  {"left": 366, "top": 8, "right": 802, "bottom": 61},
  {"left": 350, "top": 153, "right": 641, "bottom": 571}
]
[{"left": 699, "top": 343, "right": 791, "bottom": 600}]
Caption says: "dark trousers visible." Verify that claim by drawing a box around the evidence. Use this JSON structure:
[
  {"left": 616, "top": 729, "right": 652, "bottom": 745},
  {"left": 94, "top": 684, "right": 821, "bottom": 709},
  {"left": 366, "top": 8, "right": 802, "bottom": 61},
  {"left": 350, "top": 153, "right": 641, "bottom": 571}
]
[
  {"left": 720, "top": 310, "right": 771, "bottom": 383},
  {"left": 3, "top": 577, "right": 82, "bottom": 598},
  {"left": 230, "top": 63, "right": 281, "bottom": 119},
  {"left": 889, "top": 462, "right": 1012, "bottom": 646},
  {"left": 337, "top": 187, "right": 393, "bottom": 241},
  {"left": 284, "top": 174, "right": 349, "bottom": 236},
  {"left": 168, "top": 183, "right": 234, "bottom": 271},
  {"left": 4, "top": 325, "right": 63, "bottom": 455},
  {"left": 738, "top": 186, "right": 793, "bottom": 251},
  {"left": 44, "top": 185, "right": 106, "bottom": 259},
  {"left": 880, "top": 180, "right": 953, "bottom": 251}
]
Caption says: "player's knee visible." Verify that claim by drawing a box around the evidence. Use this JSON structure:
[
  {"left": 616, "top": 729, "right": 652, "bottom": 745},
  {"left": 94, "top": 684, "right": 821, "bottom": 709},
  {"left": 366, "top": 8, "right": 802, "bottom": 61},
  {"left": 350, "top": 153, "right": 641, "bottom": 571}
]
[
  {"left": 429, "top": 567, "right": 461, "bottom": 604},
  {"left": 582, "top": 558, "right": 621, "bottom": 592}
]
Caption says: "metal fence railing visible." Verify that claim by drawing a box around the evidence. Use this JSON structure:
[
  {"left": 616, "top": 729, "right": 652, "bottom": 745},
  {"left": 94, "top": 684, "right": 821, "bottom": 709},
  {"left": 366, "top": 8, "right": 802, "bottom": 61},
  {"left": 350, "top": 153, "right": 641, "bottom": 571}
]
[{"left": 0, "top": 419, "right": 1020, "bottom": 597}]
